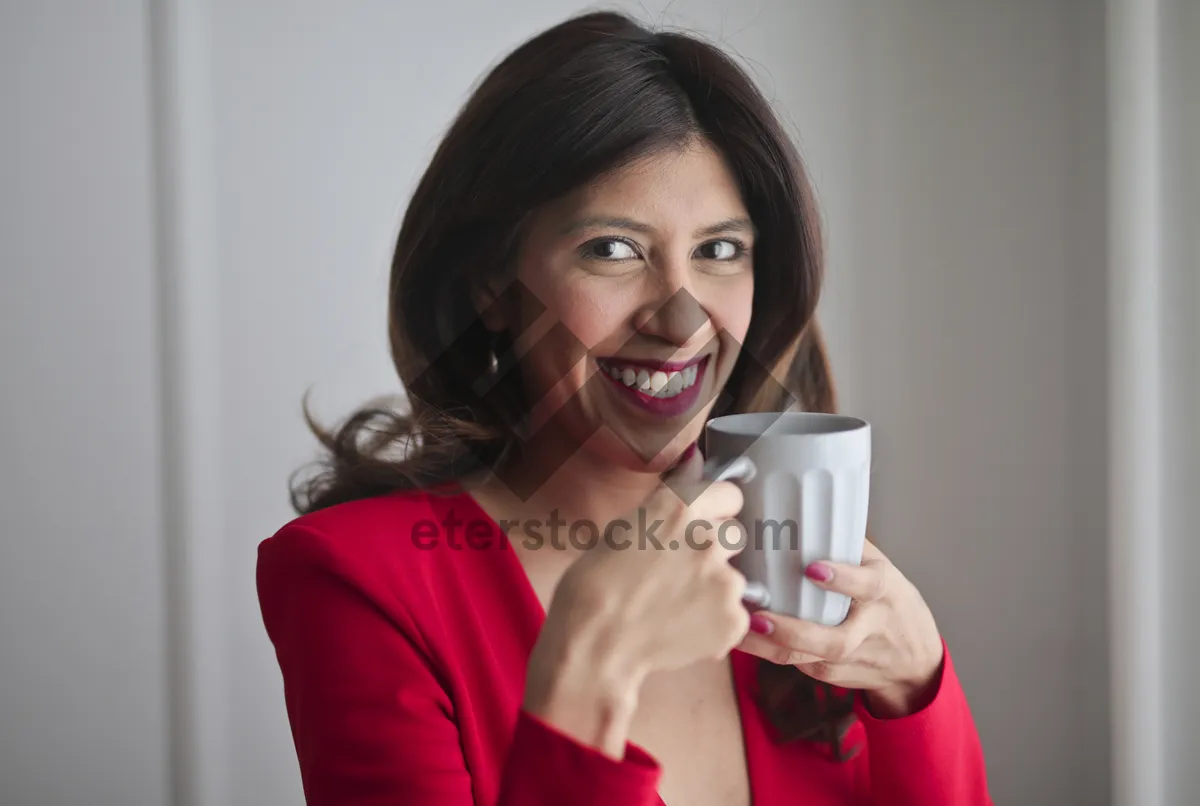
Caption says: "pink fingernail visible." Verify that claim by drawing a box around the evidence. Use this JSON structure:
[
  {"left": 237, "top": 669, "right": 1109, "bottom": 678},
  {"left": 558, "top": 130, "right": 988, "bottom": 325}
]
[
  {"left": 749, "top": 613, "right": 774, "bottom": 635},
  {"left": 805, "top": 562, "right": 834, "bottom": 582},
  {"left": 680, "top": 443, "right": 699, "bottom": 463}
]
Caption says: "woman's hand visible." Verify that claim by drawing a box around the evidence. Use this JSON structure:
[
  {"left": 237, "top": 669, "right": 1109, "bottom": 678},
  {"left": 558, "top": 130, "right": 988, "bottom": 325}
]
[
  {"left": 522, "top": 448, "right": 752, "bottom": 755},
  {"left": 736, "top": 540, "right": 945, "bottom": 718}
]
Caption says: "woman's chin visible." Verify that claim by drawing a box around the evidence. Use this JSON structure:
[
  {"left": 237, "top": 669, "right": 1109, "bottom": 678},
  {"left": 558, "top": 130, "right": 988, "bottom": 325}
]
[{"left": 583, "top": 427, "right": 698, "bottom": 475}]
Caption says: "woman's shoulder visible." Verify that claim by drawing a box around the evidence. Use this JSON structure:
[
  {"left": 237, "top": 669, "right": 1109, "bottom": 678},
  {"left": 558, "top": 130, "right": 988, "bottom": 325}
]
[
  {"left": 257, "top": 486, "right": 494, "bottom": 583},
  {"left": 255, "top": 487, "right": 512, "bottom": 674}
]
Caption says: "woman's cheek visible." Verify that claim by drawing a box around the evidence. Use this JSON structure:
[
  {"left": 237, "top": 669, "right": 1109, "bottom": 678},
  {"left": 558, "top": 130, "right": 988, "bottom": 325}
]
[
  {"left": 565, "top": 280, "right": 627, "bottom": 332},
  {"left": 522, "top": 287, "right": 617, "bottom": 393},
  {"left": 711, "top": 275, "right": 754, "bottom": 344}
]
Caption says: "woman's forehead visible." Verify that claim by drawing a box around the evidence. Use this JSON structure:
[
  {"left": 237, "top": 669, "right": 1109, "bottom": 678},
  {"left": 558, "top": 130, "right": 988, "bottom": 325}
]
[{"left": 533, "top": 144, "right": 750, "bottom": 237}]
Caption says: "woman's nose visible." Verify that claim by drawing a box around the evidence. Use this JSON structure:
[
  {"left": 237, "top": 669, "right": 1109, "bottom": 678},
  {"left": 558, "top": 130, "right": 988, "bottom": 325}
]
[{"left": 633, "top": 266, "right": 712, "bottom": 348}]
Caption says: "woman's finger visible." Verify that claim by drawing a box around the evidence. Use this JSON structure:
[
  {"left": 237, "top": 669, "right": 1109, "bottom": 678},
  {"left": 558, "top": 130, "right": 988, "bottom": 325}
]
[
  {"left": 686, "top": 479, "right": 745, "bottom": 521},
  {"left": 735, "top": 630, "right": 824, "bottom": 666},
  {"left": 860, "top": 539, "right": 887, "bottom": 563},
  {"left": 794, "top": 659, "right": 864, "bottom": 687},
  {"left": 795, "top": 660, "right": 837, "bottom": 683},
  {"left": 756, "top": 608, "right": 875, "bottom": 664},
  {"left": 804, "top": 557, "right": 889, "bottom": 602}
]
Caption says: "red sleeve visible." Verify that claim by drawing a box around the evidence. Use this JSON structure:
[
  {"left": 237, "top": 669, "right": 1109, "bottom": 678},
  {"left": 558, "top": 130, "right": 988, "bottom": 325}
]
[
  {"left": 256, "top": 524, "right": 662, "bottom": 806},
  {"left": 853, "top": 640, "right": 992, "bottom": 805}
]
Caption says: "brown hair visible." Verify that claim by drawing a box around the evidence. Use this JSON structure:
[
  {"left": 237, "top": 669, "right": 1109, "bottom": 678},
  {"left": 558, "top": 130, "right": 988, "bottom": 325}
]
[{"left": 292, "top": 10, "right": 856, "bottom": 758}]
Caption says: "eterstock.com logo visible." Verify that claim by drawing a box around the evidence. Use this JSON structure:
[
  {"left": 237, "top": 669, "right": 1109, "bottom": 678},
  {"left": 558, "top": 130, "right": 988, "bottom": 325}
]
[
  {"left": 408, "top": 506, "right": 804, "bottom": 553},
  {"left": 411, "top": 278, "right": 797, "bottom": 503}
]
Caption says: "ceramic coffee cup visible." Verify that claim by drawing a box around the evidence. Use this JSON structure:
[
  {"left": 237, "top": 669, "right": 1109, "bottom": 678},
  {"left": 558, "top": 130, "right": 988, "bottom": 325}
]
[{"left": 705, "top": 412, "right": 871, "bottom": 626}]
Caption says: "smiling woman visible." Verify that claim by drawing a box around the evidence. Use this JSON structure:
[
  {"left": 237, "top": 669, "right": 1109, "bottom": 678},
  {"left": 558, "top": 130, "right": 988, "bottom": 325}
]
[
  {"left": 478, "top": 141, "right": 756, "bottom": 473},
  {"left": 257, "top": 10, "right": 991, "bottom": 806}
]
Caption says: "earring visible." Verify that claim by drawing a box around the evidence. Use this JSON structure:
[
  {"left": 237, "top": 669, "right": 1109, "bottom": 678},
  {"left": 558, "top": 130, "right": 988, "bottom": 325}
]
[{"left": 487, "top": 332, "right": 502, "bottom": 375}]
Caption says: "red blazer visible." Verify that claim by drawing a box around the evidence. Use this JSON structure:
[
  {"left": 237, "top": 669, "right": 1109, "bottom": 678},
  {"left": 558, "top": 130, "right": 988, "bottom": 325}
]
[{"left": 257, "top": 488, "right": 992, "bottom": 805}]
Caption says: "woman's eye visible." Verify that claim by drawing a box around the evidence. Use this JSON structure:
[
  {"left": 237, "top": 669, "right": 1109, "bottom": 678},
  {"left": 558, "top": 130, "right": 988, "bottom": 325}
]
[
  {"left": 697, "top": 240, "right": 743, "bottom": 260},
  {"left": 584, "top": 238, "right": 640, "bottom": 261}
]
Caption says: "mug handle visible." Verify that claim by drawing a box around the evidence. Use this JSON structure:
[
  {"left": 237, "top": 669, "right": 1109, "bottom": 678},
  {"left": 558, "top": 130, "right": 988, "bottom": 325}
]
[
  {"left": 702, "top": 456, "right": 771, "bottom": 611},
  {"left": 702, "top": 456, "right": 757, "bottom": 484}
]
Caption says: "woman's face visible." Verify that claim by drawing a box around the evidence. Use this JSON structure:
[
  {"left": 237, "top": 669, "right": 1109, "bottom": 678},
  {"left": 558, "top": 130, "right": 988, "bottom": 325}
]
[{"left": 493, "top": 139, "right": 755, "bottom": 473}]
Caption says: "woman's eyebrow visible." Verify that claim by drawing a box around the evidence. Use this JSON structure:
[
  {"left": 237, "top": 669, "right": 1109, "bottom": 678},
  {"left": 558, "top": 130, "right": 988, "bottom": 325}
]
[
  {"left": 559, "top": 216, "right": 755, "bottom": 237},
  {"left": 695, "top": 217, "right": 755, "bottom": 238},
  {"left": 559, "top": 216, "right": 654, "bottom": 235}
]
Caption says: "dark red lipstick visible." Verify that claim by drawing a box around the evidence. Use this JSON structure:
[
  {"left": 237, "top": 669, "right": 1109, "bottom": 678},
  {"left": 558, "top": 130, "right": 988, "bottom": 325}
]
[{"left": 596, "top": 355, "right": 710, "bottom": 418}]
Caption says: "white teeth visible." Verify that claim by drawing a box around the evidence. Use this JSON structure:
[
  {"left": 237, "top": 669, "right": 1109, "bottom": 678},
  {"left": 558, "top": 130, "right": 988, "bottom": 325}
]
[{"left": 600, "top": 359, "right": 704, "bottom": 398}]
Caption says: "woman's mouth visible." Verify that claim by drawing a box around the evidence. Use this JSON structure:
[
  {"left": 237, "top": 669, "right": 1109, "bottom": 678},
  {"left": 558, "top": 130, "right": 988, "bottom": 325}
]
[{"left": 595, "top": 355, "right": 710, "bottom": 417}]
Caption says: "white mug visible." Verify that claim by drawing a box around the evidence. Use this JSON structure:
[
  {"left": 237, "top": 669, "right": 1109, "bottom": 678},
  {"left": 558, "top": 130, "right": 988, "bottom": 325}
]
[{"left": 705, "top": 412, "right": 871, "bottom": 626}]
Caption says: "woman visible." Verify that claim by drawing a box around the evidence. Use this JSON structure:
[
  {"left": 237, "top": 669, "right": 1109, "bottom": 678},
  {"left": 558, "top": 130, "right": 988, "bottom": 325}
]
[{"left": 257, "top": 11, "right": 992, "bottom": 806}]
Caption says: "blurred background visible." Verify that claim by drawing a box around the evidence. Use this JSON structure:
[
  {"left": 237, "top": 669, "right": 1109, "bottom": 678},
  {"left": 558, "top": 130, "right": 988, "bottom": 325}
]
[{"left": 1, "top": 1, "right": 1195, "bottom": 804}]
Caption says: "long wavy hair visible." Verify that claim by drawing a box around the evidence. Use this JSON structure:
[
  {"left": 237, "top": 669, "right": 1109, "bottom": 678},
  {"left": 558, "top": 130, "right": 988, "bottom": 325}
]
[{"left": 291, "top": 10, "right": 857, "bottom": 759}]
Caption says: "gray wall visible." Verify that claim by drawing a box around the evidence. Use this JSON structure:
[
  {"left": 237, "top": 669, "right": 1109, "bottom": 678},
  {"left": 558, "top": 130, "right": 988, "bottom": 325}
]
[
  {"left": 0, "top": 3, "right": 170, "bottom": 806},
  {"left": 810, "top": 6, "right": 1111, "bottom": 803},
  {"left": 1163, "top": 0, "right": 1200, "bottom": 801},
  {"left": 1, "top": 2, "right": 1120, "bottom": 804}
]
